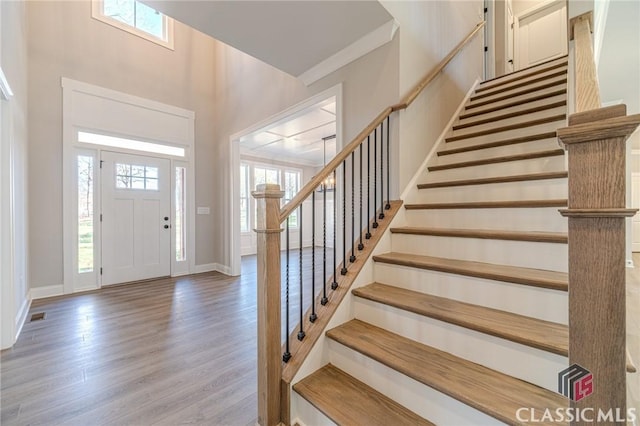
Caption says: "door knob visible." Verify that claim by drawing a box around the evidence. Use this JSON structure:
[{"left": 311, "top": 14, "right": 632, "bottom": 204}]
[
  {"left": 164, "top": 225, "right": 169, "bottom": 229},
  {"left": 164, "top": 216, "right": 169, "bottom": 221}
]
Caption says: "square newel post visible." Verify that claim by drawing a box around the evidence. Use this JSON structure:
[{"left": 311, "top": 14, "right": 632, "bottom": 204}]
[
  {"left": 252, "top": 183, "right": 284, "bottom": 426},
  {"left": 557, "top": 106, "right": 640, "bottom": 422}
]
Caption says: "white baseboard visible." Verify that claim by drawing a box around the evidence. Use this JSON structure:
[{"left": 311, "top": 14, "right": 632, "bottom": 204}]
[
  {"left": 400, "top": 77, "right": 481, "bottom": 201},
  {"left": 31, "top": 284, "right": 64, "bottom": 300},
  {"left": 14, "top": 291, "right": 32, "bottom": 342},
  {"left": 193, "top": 263, "right": 233, "bottom": 276}
]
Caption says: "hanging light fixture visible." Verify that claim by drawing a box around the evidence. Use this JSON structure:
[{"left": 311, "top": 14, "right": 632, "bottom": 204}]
[{"left": 318, "top": 134, "right": 336, "bottom": 192}]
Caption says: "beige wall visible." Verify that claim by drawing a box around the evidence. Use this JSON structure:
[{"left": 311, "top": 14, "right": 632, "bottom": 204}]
[
  {"left": 27, "top": 1, "right": 218, "bottom": 287},
  {"left": 213, "top": 36, "right": 400, "bottom": 269},
  {"left": 1, "top": 0, "right": 30, "bottom": 344},
  {"left": 381, "top": 0, "right": 485, "bottom": 192}
]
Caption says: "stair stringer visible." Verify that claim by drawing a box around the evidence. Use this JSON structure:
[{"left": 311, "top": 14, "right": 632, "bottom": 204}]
[{"left": 289, "top": 81, "right": 480, "bottom": 424}]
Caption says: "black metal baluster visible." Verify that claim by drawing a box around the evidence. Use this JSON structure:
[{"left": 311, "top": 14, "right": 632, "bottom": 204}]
[
  {"left": 310, "top": 192, "right": 317, "bottom": 322},
  {"left": 358, "top": 144, "right": 364, "bottom": 251},
  {"left": 283, "top": 218, "right": 291, "bottom": 363},
  {"left": 341, "top": 161, "right": 347, "bottom": 275},
  {"left": 373, "top": 128, "right": 379, "bottom": 229},
  {"left": 386, "top": 115, "right": 391, "bottom": 210},
  {"left": 298, "top": 205, "right": 305, "bottom": 341},
  {"left": 366, "top": 135, "right": 371, "bottom": 239},
  {"left": 322, "top": 180, "right": 328, "bottom": 305},
  {"left": 379, "top": 119, "right": 385, "bottom": 220},
  {"left": 350, "top": 152, "right": 356, "bottom": 263},
  {"left": 331, "top": 169, "right": 338, "bottom": 290}
]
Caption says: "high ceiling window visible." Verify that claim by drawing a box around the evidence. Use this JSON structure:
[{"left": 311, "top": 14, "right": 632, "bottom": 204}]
[{"left": 92, "top": 0, "right": 174, "bottom": 49}]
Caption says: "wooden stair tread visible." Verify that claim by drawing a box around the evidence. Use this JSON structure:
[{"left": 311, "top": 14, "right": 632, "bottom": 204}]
[
  {"left": 472, "top": 69, "right": 568, "bottom": 100},
  {"left": 466, "top": 79, "right": 567, "bottom": 110},
  {"left": 404, "top": 199, "right": 568, "bottom": 210},
  {"left": 417, "top": 171, "right": 568, "bottom": 189},
  {"left": 461, "top": 89, "right": 567, "bottom": 119},
  {"left": 293, "top": 364, "right": 434, "bottom": 426},
  {"left": 479, "top": 57, "right": 568, "bottom": 89},
  {"left": 428, "top": 149, "right": 564, "bottom": 171},
  {"left": 453, "top": 100, "right": 566, "bottom": 130},
  {"left": 438, "top": 132, "right": 558, "bottom": 156},
  {"left": 445, "top": 114, "right": 566, "bottom": 143},
  {"left": 390, "top": 227, "right": 568, "bottom": 243},
  {"left": 372, "top": 252, "right": 568, "bottom": 290},
  {"left": 326, "top": 319, "right": 568, "bottom": 425},
  {"left": 353, "top": 283, "right": 568, "bottom": 355}
]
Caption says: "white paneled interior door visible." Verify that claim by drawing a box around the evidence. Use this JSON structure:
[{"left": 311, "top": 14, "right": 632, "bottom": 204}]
[
  {"left": 101, "top": 151, "right": 171, "bottom": 285},
  {"left": 515, "top": 1, "right": 567, "bottom": 70}
]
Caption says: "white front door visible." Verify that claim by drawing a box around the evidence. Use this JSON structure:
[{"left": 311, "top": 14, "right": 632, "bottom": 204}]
[
  {"left": 506, "top": 0, "right": 515, "bottom": 73},
  {"left": 515, "top": 1, "right": 567, "bottom": 70},
  {"left": 101, "top": 151, "right": 171, "bottom": 285}
]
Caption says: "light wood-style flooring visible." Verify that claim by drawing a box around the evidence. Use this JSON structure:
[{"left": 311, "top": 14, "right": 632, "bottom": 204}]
[{"left": 0, "top": 249, "right": 331, "bottom": 426}]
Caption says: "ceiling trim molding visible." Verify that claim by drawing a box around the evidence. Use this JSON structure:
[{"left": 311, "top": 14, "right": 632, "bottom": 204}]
[
  {"left": 0, "top": 67, "right": 14, "bottom": 101},
  {"left": 298, "top": 19, "right": 399, "bottom": 86}
]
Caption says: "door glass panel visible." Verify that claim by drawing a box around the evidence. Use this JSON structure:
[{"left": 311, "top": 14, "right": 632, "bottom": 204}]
[
  {"left": 175, "top": 167, "right": 186, "bottom": 261},
  {"left": 115, "top": 163, "right": 159, "bottom": 190},
  {"left": 77, "top": 155, "right": 94, "bottom": 273}
]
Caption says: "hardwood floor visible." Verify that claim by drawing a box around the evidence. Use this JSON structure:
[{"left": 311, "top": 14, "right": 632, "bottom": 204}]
[{"left": 0, "top": 250, "right": 331, "bottom": 426}]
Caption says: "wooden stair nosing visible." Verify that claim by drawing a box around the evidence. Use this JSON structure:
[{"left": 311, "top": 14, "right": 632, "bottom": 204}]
[
  {"left": 326, "top": 320, "right": 568, "bottom": 425},
  {"left": 479, "top": 58, "right": 568, "bottom": 88},
  {"left": 460, "top": 89, "right": 567, "bottom": 120},
  {"left": 466, "top": 79, "right": 567, "bottom": 110},
  {"left": 404, "top": 199, "right": 568, "bottom": 210},
  {"left": 471, "top": 69, "right": 568, "bottom": 100},
  {"left": 427, "top": 149, "right": 564, "bottom": 172},
  {"left": 453, "top": 100, "right": 567, "bottom": 131},
  {"left": 353, "top": 283, "right": 568, "bottom": 356},
  {"left": 353, "top": 283, "right": 638, "bottom": 373},
  {"left": 445, "top": 114, "right": 566, "bottom": 143},
  {"left": 437, "top": 132, "right": 558, "bottom": 156},
  {"left": 417, "top": 171, "right": 568, "bottom": 189},
  {"left": 390, "top": 227, "right": 568, "bottom": 243},
  {"left": 293, "top": 364, "right": 434, "bottom": 426},
  {"left": 372, "top": 252, "right": 568, "bottom": 291}
]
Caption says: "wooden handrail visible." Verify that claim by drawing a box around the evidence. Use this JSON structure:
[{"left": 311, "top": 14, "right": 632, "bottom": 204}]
[
  {"left": 278, "top": 21, "right": 486, "bottom": 223},
  {"left": 570, "top": 11, "right": 601, "bottom": 112},
  {"left": 392, "top": 21, "right": 486, "bottom": 111}
]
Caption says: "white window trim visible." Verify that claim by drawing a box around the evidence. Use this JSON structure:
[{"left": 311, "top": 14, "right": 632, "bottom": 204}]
[{"left": 91, "top": 0, "right": 175, "bottom": 50}]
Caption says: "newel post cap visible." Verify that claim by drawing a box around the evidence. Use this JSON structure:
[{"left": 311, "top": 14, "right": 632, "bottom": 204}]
[{"left": 252, "top": 183, "right": 285, "bottom": 199}]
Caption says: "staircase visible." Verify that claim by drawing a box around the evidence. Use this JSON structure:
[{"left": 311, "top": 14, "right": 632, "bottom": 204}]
[{"left": 292, "top": 58, "right": 576, "bottom": 425}]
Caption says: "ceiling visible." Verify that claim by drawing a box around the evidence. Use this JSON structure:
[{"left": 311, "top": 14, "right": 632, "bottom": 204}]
[
  {"left": 239, "top": 99, "right": 336, "bottom": 167},
  {"left": 143, "top": 0, "right": 393, "bottom": 77}
]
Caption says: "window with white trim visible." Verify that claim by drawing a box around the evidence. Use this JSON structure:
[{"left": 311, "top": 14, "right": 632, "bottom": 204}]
[{"left": 92, "top": 0, "right": 174, "bottom": 49}]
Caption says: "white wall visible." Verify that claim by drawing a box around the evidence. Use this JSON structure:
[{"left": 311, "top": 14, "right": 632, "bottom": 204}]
[
  {"left": 1, "top": 0, "right": 30, "bottom": 348},
  {"left": 380, "top": 0, "right": 485, "bottom": 192},
  {"left": 27, "top": 1, "right": 218, "bottom": 289}
]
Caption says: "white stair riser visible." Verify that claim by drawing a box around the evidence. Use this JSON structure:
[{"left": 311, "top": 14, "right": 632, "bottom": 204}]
[
  {"left": 409, "top": 178, "right": 568, "bottom": 203},
  {"left": 424, "top": 156, "right": 565, "bottom": 181},
  {"left": 354, "top": 298, "right": 567, "bottom": 391},
  {"left": 479, "top": 58, "right": 568, "bottom": 90},
  {"left": 404, "top": 207, "right": 568, "bottom": 232},
  {"left": 468, "top": 76, "right": 568, "bottom": 106},
  {"left": 451, "top": 107, "right": 567, "bottom": 138},
  {"left": 457, "top": 94, "right": 567, "bottom": 126},
  {"left": 475, "top": 67, "right": 568, "bottom": 100},
  {"left": 434, "top": 138, "right": 563, "bottom": 166},
  {"left": 292, "top": 394, "right": 337, "bottom": 426},
  {"left": 465, "top": 84, "right": 568, "bottom": 117},
  {"left": 391, "top": 233, "right": 568, "bottom": 272},
  {"left": 445, "top": 120, "right": 565, "bottom": 148},
  {"left": 374, "top": 262, "right": 568, "bottom": 324},
  {"left": 328, "top": 340, "right": 504, "bottom": 426}
]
